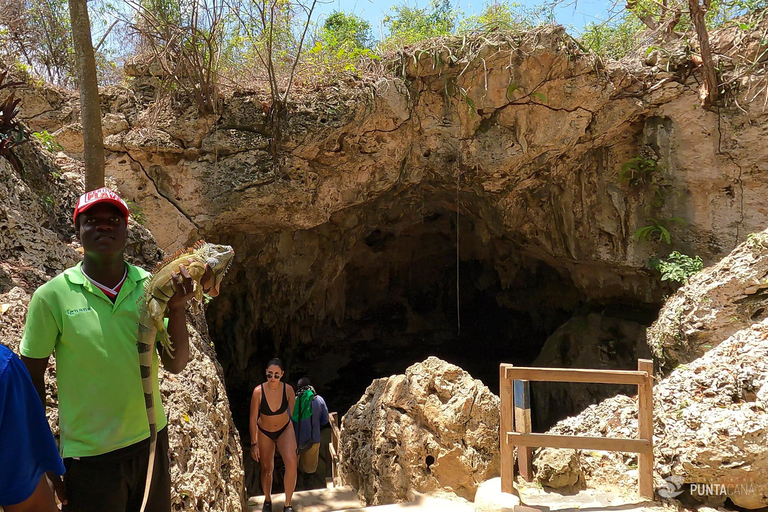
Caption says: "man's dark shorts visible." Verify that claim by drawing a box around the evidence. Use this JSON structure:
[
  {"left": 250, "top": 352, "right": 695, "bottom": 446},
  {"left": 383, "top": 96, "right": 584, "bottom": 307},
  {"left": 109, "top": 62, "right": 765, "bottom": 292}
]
[{"left": 62, "top": 427, "right": 171, "bottom": 512}]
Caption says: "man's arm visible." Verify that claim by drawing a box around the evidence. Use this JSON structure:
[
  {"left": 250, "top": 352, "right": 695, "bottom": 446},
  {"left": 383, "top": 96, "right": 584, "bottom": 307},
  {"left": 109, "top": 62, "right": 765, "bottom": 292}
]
[
  {"left": 159, "top": 264, "right": 195, "bottom": 374},
  {"left": 20, "top": 356, "right": 49, "bottom": 408}
]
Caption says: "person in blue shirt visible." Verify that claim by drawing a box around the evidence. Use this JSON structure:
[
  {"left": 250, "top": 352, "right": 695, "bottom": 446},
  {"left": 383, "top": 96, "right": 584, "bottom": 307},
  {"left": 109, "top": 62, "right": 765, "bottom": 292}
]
[
  {"left": 0, "top": 344, "right": 66, "bottom": 511},
  {"left": 291, "top": 377, "right": 329, "bottom": 490}
]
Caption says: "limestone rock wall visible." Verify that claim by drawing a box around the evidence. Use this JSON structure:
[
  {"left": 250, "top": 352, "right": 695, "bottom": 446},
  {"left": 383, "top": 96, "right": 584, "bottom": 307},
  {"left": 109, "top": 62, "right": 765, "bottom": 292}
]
[
  {"left": 14, "top": 24, "right": 768, "bottom": 330},
  {"left": 339, "top": 357, "right": 500, "bottom": 505}
]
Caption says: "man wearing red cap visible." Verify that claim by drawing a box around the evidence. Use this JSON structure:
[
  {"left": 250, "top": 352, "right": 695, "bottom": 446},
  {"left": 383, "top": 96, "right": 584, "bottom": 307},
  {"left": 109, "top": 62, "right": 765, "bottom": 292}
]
[{"left": 19, "top": 187, "right": 195, "bottom": 512}]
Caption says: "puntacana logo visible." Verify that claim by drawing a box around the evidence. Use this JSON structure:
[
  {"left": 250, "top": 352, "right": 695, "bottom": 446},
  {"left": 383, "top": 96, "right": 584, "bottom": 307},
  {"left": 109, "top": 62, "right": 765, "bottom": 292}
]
[{"left": 658, "top": 475, "right": 685, "bottom": 498}]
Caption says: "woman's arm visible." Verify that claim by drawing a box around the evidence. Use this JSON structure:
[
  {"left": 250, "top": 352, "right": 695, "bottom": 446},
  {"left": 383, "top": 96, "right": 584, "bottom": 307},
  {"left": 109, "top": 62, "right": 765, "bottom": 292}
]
[{"left": 249, "top": 386, "right": 261, "bottom": 461}]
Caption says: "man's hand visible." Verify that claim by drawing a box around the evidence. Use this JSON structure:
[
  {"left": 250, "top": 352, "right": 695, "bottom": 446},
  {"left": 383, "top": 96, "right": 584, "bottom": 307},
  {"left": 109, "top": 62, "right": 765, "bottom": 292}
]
[
  {"left": 250, "top": 443, "right": 260, "bottom": 462},
  {"left": 46, "top": 470, "right": 67, "bottom": 507},
  {"left": 166, "top": 261, "right": 196, "bottom": 312}
]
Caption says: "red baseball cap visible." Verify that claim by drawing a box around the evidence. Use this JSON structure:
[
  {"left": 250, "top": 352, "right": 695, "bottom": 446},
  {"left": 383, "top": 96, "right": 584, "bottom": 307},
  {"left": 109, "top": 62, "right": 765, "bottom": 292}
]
[{"left": 73, "top": 187, "right": 130, "bottom": 225}]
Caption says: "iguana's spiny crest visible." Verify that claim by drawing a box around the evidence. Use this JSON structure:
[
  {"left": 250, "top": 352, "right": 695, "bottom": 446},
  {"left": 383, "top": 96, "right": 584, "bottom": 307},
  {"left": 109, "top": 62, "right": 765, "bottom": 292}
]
[{"left": 137, "top": 240, "right": 234, "bottom": 512}]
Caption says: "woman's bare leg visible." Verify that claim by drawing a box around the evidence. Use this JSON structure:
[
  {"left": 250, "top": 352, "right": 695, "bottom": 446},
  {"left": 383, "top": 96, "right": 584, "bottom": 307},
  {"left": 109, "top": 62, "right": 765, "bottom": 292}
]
[
  {"left": 275, "top": 423, "right": 298, "bottom": 506},
  {"left": 258, "top": 430, "right": 277, "bottom": 505}
]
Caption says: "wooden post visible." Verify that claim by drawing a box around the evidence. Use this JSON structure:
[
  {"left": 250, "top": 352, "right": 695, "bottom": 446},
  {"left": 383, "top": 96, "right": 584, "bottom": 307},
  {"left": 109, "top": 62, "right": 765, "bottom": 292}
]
[
  {"left": 500, "top": 364, "right": 515, "bottom": 494},
  {"left": 514, "top": 379, "right": 534, "bottom": 481},
  {"left": 637, "top": 359, "right": 654, "bottom": 498}
]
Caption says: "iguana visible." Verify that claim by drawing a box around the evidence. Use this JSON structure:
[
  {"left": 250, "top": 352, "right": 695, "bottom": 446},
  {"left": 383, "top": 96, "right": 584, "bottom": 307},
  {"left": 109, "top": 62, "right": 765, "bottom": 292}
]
[{"left": 137, "top": 241, "right": 235, "bottom": 512}]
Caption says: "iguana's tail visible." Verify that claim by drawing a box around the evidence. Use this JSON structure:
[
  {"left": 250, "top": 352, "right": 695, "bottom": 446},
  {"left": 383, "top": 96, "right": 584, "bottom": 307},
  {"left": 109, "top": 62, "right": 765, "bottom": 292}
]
[{"left": 137, "top": 318, "right": 158, "bottom": 512}]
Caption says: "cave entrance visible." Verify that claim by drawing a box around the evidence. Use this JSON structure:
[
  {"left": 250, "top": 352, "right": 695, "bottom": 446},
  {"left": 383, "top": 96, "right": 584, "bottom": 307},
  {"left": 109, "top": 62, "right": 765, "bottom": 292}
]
[{"left": 206, "top": 189, "right": 660, "bottom": 495}]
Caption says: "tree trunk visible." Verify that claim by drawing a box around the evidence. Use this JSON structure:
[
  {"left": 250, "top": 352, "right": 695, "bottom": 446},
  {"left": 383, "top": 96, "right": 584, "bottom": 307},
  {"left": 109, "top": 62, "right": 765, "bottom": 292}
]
[
  {"left": 69, "top": 0, "right": 104, "bottom": 191},
  {"left": 687, "top": 0, "right": 720, "bottom": 108}
]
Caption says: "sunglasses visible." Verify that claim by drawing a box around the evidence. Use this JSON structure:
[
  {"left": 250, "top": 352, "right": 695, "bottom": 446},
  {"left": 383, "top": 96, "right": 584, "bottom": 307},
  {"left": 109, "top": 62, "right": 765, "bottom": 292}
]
[{"left": 266, "top": 372, "right": 281, "bottom": 379}]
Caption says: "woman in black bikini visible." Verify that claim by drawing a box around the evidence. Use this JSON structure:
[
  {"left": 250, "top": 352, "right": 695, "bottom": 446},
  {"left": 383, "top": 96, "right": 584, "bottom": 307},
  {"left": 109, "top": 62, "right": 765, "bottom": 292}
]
[{"left": 249, "top": 358, "right": 298, "bottom": 512}]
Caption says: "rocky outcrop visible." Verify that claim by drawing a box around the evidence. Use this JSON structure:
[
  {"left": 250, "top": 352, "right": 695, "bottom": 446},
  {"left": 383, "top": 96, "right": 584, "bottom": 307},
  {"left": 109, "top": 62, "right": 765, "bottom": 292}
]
[
  {"left": 546, "top": 320, "right": 768, "bottom": 508},
  {"left": 648, "top": 228, "right": 768, "bottom": 373},
  {"left": 531, "top": 313, "right": 651, "bottom": 427},
  {"left": 339, "top": 357, "right": 499, "bottom": 504},
  {"left": 0, "top": 144, "right": 245, "bottom": 511}
]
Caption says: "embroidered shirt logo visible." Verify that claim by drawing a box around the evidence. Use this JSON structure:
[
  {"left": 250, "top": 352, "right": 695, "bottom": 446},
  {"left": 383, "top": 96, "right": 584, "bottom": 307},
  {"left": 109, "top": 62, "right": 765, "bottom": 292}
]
[{"left": 66, "top": 307, "right": 94, "bottom": 316}]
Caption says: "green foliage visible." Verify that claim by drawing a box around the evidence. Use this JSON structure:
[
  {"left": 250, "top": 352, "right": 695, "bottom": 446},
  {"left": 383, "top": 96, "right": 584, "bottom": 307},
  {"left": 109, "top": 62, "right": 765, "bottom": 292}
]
[
  {"left": 323, "top": 11, "right": 373, "bottom": 50},
  {"left": 619, "top": 155, "right": 662, "bottom": 187},
  {"left": 126, "top": 200, "right": 147, "bottom": 225},
  {"left": 40, "top": 193, "right": 55, "bottom": 209},
  {"left": 0, "top": 0, "right": 75, "bottom": 86},
  {"left": 579, "top": 14, "right": 644, "bottom": 59},
  {"left": 634, "top": 217, "right": 686, "bottom": 244},
  {"left": 458, "top": 0, "right": 551, "bottom": 33},
  {"left": 382, "top": 0, "right": 457, "bottom": 48},
  {"left": 32, "top": 130, "right": 63, "bottom": 153},
  {"left": 305, "top": 11, "right": 377, "bottom": 75},
  {"left": 651, "top": 251, "right": 704, "bottom": 283}
]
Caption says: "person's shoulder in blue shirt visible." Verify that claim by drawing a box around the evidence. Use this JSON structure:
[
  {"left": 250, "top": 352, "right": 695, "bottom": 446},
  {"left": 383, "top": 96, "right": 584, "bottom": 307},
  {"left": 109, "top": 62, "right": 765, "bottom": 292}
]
[{"left": 0, "top": 344, "right": 65, "bottom": 509}]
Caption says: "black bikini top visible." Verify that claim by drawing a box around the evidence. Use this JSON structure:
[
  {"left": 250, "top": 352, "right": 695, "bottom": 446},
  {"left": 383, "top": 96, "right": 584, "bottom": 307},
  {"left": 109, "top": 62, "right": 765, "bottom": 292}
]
[{"left": 260, "top": 382, "right": 289, "bottom": 416}]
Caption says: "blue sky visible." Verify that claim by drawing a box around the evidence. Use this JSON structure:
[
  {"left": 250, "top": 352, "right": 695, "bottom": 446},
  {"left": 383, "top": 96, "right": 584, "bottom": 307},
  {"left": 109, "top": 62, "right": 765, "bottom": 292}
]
[{"left": 312, "top": 0, "right": 621, "bottom": 37}]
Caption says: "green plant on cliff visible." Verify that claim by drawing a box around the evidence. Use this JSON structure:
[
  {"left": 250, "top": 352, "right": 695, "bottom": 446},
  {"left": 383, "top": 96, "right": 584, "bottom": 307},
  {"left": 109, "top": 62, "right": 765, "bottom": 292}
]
[
  {"left": 652, "top": 251, "right": 704, "bottom": 283},
  {"left": 126, "top": 200, "right": 147, "bottom": 225},
  {"left": 32, "top": 130, "right": 63, "bottom": 153},
  {"left": 634, "top": 217, "right": 686, "bottom": 244}
]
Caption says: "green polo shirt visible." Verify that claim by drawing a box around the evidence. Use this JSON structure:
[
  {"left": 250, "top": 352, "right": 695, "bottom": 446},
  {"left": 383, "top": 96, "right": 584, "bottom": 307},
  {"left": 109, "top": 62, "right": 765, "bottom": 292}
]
[{"left": 20, "top": 262, "right": 167, "bottom": 458}]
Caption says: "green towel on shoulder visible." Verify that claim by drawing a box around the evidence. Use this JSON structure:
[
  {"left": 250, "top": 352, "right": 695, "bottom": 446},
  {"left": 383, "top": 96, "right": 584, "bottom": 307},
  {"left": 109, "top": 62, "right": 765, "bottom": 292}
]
[{"left": 293, "top": 388, "right": 316, "bottom": 422}]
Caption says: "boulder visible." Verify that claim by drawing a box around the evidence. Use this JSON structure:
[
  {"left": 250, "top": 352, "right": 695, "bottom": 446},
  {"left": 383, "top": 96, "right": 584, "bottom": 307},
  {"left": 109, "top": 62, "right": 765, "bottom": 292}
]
[
  {"left": 474, "top": 477, "right": 521, "bottom": 512},
  {"left": 339, "top": 357, "right": 500, "bottom": 505},
  {"left": 648, "top": 229, "right": 768, "bottom": 373},
  {"left": 533, "top": 448, "right": 584, "bottom": 490},
  {"left": 531, "top": 313, "right": 651, "bottom": 428}
]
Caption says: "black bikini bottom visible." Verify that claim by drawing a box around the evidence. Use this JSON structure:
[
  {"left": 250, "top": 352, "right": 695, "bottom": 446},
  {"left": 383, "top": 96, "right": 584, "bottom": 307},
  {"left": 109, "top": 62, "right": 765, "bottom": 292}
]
[{"left": 258, "top": 421, "right": 290, "bottom": 441}]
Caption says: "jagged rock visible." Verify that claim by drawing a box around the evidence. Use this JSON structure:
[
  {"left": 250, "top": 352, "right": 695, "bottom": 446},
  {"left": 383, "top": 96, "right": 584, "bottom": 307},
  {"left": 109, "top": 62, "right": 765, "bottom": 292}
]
[
  {"left": 547, "top": 320, "right": 768, "bottom": 508},
  {"left": 102, "top": 113, "right": 130, "bottom": 136},
  {"left": 339, "top": 357, "right": 500, "bottom": 505},
  {"left": 52, "top": 123, "right": 84, "bottom": 154},
  {"left": 648, "top": 229, "right": 768, "bottom": 373},
  {"left": 531, "top": 313, "right": 651, "bottom": 428},
  {"left": 533, "top": 448, "right": 584, "bottom": 490}
]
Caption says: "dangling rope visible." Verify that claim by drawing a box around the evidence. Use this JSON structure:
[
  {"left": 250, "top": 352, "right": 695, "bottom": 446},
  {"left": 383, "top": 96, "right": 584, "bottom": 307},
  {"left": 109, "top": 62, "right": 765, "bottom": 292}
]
[{"left": 456, "top": 168, "right": 461, "bottom": 336}]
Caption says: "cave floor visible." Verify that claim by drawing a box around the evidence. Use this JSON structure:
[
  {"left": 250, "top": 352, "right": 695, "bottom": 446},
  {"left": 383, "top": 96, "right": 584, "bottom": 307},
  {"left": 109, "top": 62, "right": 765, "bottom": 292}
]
[{"left": 246, "top": 483, "right": 674, "bottom": 512}]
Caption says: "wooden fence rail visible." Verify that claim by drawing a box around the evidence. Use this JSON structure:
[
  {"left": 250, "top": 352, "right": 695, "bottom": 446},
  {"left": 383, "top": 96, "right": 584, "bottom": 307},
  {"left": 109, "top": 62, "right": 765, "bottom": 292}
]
[
  {"left": 500, "top": 359, "right": 655, "bottom": 498},
  {"left": 328, "top": 411, "right": 342, "bottom": 487}
]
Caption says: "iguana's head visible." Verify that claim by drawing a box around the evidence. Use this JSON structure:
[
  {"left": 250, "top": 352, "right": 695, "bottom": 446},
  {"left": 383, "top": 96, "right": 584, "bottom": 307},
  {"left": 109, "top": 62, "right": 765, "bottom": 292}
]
[{"left": 199, "top": 243, "right": 235, "bottom": 297}]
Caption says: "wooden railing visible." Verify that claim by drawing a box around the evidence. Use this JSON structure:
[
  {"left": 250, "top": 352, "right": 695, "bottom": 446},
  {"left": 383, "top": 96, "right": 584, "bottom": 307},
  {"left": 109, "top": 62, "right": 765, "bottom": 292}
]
[
  {"left": 328, "top": 411, "right": 342, "bottom": 487},
  {"left": 500, "top": 359, "right": 654, "bottom": 498}
]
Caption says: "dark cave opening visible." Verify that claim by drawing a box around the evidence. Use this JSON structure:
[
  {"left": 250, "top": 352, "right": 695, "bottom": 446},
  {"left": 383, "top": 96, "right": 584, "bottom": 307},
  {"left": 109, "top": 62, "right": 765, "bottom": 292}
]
[{"left": 207, "top": 205, "right": 660, "bottom": 495}]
